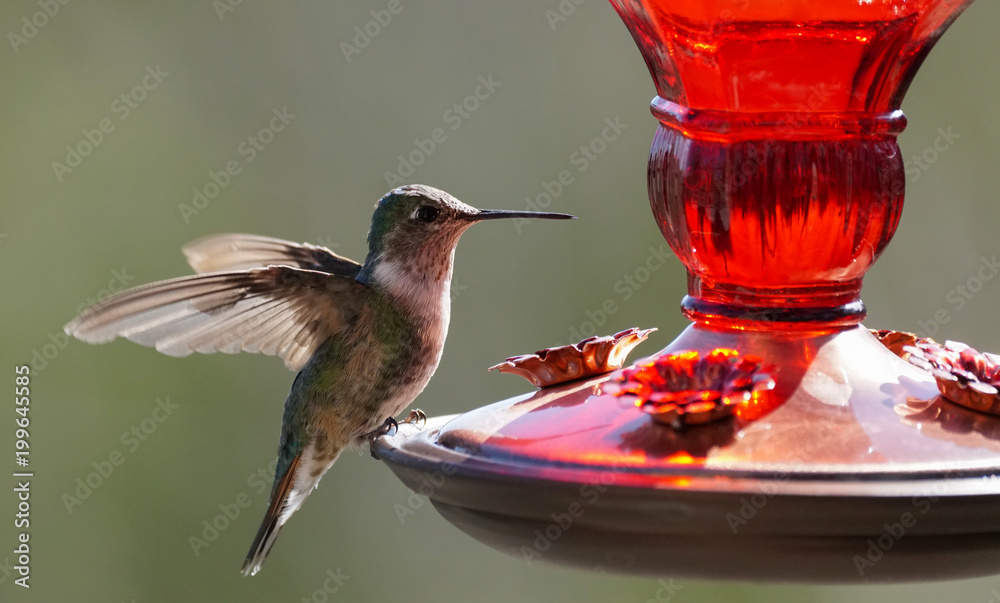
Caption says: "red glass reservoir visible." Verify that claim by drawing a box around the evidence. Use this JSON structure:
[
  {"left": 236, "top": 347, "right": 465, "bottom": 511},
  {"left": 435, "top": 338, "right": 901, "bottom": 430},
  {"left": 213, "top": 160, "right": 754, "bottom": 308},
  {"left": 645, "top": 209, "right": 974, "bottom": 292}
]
[{"left": 610, "top": 0, "right": 974, "bottom": 328}]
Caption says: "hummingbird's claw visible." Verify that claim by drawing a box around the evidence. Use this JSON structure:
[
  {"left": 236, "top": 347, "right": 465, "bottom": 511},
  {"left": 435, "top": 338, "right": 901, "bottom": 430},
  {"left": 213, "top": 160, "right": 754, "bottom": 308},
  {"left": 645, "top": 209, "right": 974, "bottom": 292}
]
[
  {"left": 401, "top": 409, "right": 427, "bottom": 427},
  {"left": 365, "top": 417, "right": 399, "bottom": 460},
  {"left": 370, "top": 416, "right": 398, "bottom": 437}
]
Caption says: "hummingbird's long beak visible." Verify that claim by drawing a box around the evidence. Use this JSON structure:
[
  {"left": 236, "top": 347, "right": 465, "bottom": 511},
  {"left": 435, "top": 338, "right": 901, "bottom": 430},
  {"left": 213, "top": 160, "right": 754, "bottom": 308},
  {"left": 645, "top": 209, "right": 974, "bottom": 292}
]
[{"left": 471, "top": 209, "right": 576, "bottom": 221}]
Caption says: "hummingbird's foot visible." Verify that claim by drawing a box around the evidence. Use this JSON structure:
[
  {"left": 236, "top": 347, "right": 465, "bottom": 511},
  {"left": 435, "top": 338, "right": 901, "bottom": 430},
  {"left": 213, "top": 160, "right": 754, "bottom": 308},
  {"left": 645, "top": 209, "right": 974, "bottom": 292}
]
[
  {"left": 401, "top": 409, "right": 427, "bottom": 427},
  {"left": 365, "top": 417, "right": 399, "bottom": 460}
]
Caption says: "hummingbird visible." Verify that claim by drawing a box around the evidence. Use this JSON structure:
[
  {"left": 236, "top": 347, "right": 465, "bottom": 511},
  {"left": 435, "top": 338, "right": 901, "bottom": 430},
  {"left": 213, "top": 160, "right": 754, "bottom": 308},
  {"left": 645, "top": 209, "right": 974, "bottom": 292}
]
[{"left": 64, "top": 184, "right": 573, "bottom": 575}]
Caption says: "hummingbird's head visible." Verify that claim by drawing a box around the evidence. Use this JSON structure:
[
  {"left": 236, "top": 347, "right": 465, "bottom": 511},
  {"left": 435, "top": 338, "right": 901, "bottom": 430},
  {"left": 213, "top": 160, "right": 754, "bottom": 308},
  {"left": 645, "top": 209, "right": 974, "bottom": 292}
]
[{"left": 359, "top": 184, "right": 573, "bottom": 286}]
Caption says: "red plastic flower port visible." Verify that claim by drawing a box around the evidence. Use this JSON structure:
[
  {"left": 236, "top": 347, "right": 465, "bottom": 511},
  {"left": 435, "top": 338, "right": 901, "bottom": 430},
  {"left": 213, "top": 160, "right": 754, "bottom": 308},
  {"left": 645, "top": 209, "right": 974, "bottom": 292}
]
[
  {"left": 488, "top": 327, "right": 656, "bottom": 388},
  {"left": 870, "top": 329, "right": 925, "bottom": 359},
  {"left": 605, "top": 349, "right": 775, "bottom": 428},
  {"left": 905, "top": 340, "right": 1000, "bottom": 416}
]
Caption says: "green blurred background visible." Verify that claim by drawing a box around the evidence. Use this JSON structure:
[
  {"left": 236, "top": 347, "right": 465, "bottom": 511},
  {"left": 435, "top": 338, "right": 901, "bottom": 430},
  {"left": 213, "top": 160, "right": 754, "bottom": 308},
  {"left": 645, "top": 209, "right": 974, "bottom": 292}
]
[{"left": 3, "top": 1, "right": 1000, "bottom": 601}]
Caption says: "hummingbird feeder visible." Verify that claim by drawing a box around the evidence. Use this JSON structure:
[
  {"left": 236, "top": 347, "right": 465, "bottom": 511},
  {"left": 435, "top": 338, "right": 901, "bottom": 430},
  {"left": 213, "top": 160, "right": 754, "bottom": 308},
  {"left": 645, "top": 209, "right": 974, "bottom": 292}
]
[{"left": 374, "top": 0, "right": 1000, "bottom": 583}]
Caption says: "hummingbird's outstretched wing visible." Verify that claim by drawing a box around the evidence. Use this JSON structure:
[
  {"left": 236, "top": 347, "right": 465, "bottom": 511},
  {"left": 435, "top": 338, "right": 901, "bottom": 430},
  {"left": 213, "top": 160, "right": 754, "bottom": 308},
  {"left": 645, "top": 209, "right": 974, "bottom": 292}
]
[
  {"left": 182, "top": 234, "right": 362, "bottom": 277},
  {"left": 64, "top": 266, "right": 365, "bottom": 372}
]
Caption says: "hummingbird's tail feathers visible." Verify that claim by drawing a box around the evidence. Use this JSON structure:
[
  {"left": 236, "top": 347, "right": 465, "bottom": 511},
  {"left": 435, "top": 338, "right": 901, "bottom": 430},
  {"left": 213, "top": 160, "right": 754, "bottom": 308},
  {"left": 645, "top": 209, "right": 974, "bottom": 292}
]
[
  {"left": 64, "top": 266, "right": 366, "bottom": 372},
  {"left": 183, "top": 234, "right": 362, "bottom": 278},
  {"left": 241, "top": 454, "right": 301, "bottom": 576},
  {"left": 241, "top": 443, "right": 341, "bottom": 576}
]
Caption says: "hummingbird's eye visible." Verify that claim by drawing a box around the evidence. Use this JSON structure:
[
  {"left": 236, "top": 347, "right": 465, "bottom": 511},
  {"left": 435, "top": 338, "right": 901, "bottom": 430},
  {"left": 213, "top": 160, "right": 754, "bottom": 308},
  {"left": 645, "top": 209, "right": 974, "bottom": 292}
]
[{"left": 414, "top": 206, "right": 440, "bottom": 224}]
